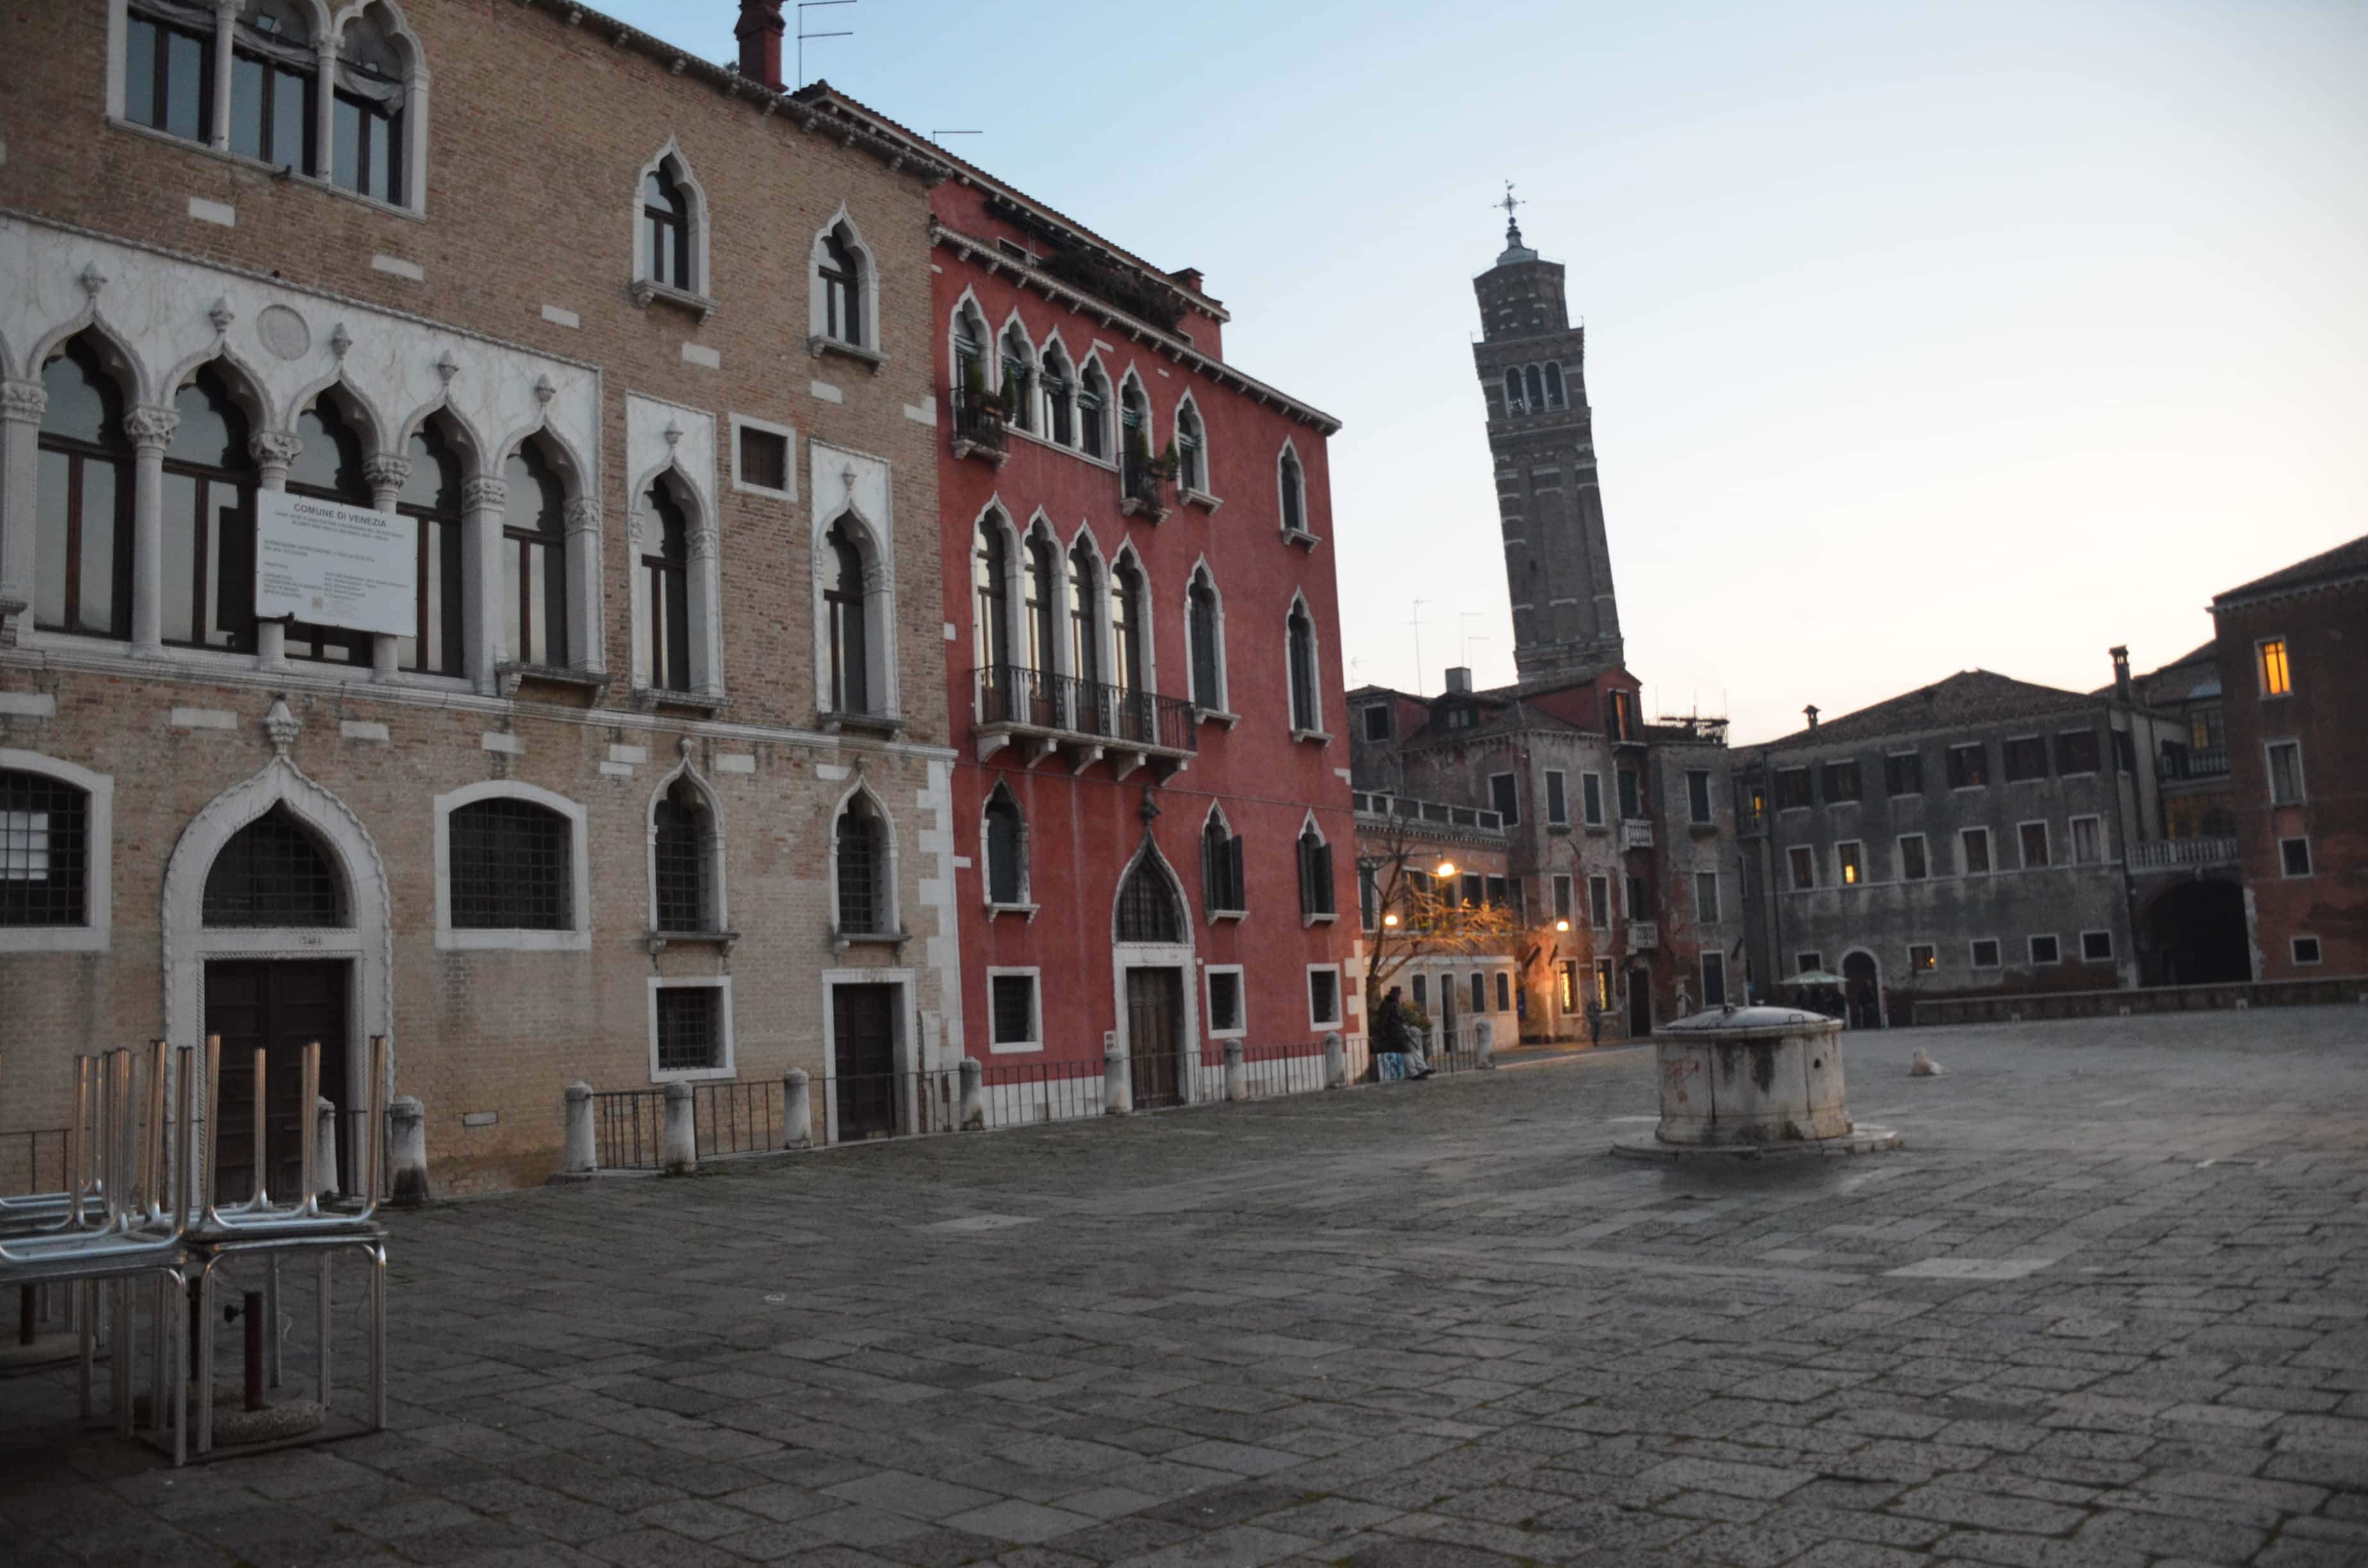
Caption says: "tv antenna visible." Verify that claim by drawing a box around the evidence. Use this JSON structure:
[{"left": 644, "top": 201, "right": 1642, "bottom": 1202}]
[
  {"left": 1459, "top": 611, "right": 1488, "bottom": 671},
  {"left": 929, "top": 130, "right": 983, "bottom": 147},
  {"left": 1407, "top": 599, "right": 1431, "bottom": 695},
  {"left": 796, "top": 0, "right": 855, "bottom": 88}
]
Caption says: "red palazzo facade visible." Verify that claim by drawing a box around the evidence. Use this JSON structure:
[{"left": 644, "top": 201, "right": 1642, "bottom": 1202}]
[{"left": 805, "top": 92, "right": 1359, "bottom": 1101}]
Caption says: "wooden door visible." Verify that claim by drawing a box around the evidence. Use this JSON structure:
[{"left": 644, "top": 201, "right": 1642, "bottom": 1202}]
[
  {"left": 205, "top": 960, "right": 350, "bottom": 1204},
  {"left": 832, "top": 984, "right": 899, "bottom": 1140},
  {"left": 1627, "top": 967, "right": 1652, "bottom": 1039},
  {"left": 1125, "top": 967, "right": 1183, "bottom": 1109}
]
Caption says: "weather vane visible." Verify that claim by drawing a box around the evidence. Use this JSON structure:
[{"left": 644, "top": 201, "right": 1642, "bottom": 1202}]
[{"left": 1498, "top": 181, "right": 1523, "bottom": 224}]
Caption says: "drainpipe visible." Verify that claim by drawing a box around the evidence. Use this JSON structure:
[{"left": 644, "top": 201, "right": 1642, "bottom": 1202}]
[{"left": 2102, "top": 660, "right": 2141, "bottom": 989}]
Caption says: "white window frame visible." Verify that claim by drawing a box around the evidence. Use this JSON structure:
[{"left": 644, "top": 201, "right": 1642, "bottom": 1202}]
[
  {"left": 1306, "top": 962, "right": 1344, "bottom": 1029},
  {"left": 1581, "top": 772, "right": 1605, "bottom": 826},
  {"left": 1552, "top": 873, "right": 1574, "bottom": 922},
  {"left": 2256, "top": 635, "right": 2292, "bottom": 697},
  {"left": 984, "top": 965, "right": 1044, "bottom": 1054},
  {"left": 0, "top": 751, "right": 113, "bottom": 953},
  {"left": 2292, "top": 935, "right": 2322, "bottom": 967},
  {"left": 1694, "top": 870, "right": 1721, "bottom": 924},
  {"left": 1969, "top": 937, "right": 2002, "bottom": 969},
  {"left": 627, "top": 397, "right": 725, "bottom": 703},
  {"left": 727, "top": 414, "right": 797, "bottom": 502},
  {"left": 1794, "top": 951, "right": 1825, "bottom": 977},
  {"left": 1588, "top": 874, "right": 1611, "bottom": 929},
  {"left": 1285, "top": 591, "right": 1326, "bottom": 740},
  {"left": 1907, "top": 942, "right": 1937, "bottom": 974},
  {"left": 2079, "top": 930, "right": 2114, "bottom": 964},
  {"left": 2028, "top": 933, "right": 2062, "bottom": 967},
  {"left": 1204, "top": 963, "right": 1247, "bottom": 1040},
  {"left": 1897, "top": 833, "right": 1929, "bottom": 882},
  {"left": 645, "top": 763, "right": 728, "bottom": 936},
  {"left": 632, "top": 140, "right": 714, "bottom": 308},
  {"left": 2016, "top": 819, "right": 2051, "bottom": 870},
  {"left": 981, "top": 783, "right": 1034, "bottom": 915},
  {"left": 1788, "top": 844, "right": 1817, "bottom": 890},
  {"left": 432, "top": 780, "right": 591, "bottom": 952},
  {"left": 2265, "top": 740, "right": 2306, "bottom": 806},
  {"left": 1276, "top": 437, "right": 1314, "bottom": 543},
  {"left": 2068, "top": 813, "right": 2104, "bottom": 866},
  {"left": 2279, "top": 836, "right": 2312, "bottom": 878},
  {"left": 648, "top": 975, "right": 735, "bottom": 1083},
  {"left": 807, "top": 205, "right": 882, "bottom": 356},
  {"left": 1487, "top": 771, "right": 1519, "bottom": 827},
  {"left": 1835, "top": 839, "right": 1865, "bottom": 886},
  {"left": 1184, "top": 558, "right": 1231, "bottom": 718},
  {"left": 1699, "top": 951, "right": 1727, "bottom": 1008},
  {"left": 809, "top": 441, "right": 900, "bottom": 723},
  {"left": 1961, "top": 826, "right": 1993, "bottom": 876},
  {"left": 1172, "top": 392, "right": 1217, "bottom": 505}
]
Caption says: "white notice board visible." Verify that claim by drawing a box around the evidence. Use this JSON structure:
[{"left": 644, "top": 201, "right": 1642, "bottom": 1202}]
[{"left": 255, "top": 490, "right": 416, "bottom": 638}]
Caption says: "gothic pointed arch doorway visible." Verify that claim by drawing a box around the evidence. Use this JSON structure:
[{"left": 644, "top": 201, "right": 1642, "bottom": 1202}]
[{"left": 1110, "top": 833, "right": 1195, "bottom": 1109}]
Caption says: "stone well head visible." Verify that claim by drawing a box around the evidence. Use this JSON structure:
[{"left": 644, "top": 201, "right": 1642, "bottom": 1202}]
[{"left": 1649, "top": 1004, "right": 1851, "bottom": 1147}]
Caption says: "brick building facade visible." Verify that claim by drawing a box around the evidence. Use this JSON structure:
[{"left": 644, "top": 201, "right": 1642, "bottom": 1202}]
[
  {"left": 778, "top": 88, "right": 1359, "bottom": 1105},
  {"left": 0, "top": 0, "right": 964, "bottom": 1189}
]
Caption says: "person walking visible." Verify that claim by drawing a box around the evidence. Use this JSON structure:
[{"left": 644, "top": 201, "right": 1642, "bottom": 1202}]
[{"left": 1374, "top": 986, "right": 1433, "bottom": 1081}]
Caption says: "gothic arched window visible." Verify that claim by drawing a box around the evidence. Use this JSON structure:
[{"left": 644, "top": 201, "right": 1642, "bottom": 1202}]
[
  {"left": 1176, "top": 402, "right": 1206, "bottom": 494},
  {"left": 820, "top": 224, "right": 864, "bottom": 346},
  {"left": 1078, "top": 361, "right": 1112, "bottom": 459},
  {"left": 1067, "top": 543, "right": 1100, "bottom": 691},
  {"left": 643, "top": 476, "right": 692, "bottom": 692},
  {"left": 35, "top": 334, "right": 133, "bottom": 640},
  {"left": 1110, "top": 556, "right": 1146, "bottom": 697},
  {"left": 1115, "top": 854, "right": 1181, "bottom": 944},
  {"left": 835, "top": 796, "right": 887, "bottom": 935},
  {"left": 397, "top": 418, "right": 465, "bottom": 676},
  {"left": 1041, "top": 344, "right": 1076, "bottom": 446},
  {"left": 162, "top": 366, "right": 258, "bottom": 653},
  {"left": 1024, "top": 531, "right": 1060, "bottom": 677},
  {"left": 332, "top": 8, "right": 410, "bottom": 205},
  {"left": 1188, "top": 570, "right": 1222, "bottom": 712},
  {"left": 643, "top": 163, "right": 693, "bottom": 292},
  {"left": 999, "top": 323, "right": 1035, "bottom": 432},
  {"left": 284, "top": 395, "right": 377, "bottom": 664},
  {"left": 974, "top": 518, "right": 1010, "bottom": 678},
  {"left": 1278, "top": 446, "right": 1307, "bottom": 537},
  {"left": 503, "top": 437, "right": 570, "bottom": 669},
  {"left": 204, "top": 807, "right": 344, "bottom": 928},
  {"left": 230, "top": 0, "right": 317, "bottom": 172},
  {"left": 1287, "top": 602, "right": 1319, "bottom": 733},
  {"left": 652, "top": 777, "right": 713, "bottom": 934},
  {"left": 826, "top": 519, "right": 871, "bottom": 715},
  {"left": 1201, "top": 812, "right": 1244, "bottom": 915},
  {"left": 983, "top": 788, "right": 1025, "bottom": 906}
]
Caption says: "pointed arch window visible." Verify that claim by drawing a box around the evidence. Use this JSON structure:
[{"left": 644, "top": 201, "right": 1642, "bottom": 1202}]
[
  {"left": 126, "top": 5, "right": 215, "bottom": 145},
  {"left": 161, "top": 366, "right": 258, "bottom": 653},
  {"left": 1115, "top": 854, "right": 1182, "bottom": 944},
  {"left": 1041, "top": 345, "right": 1076, "bottom": 445},
  {"left": 1024, "top": 531, "right": 1060, "bottom": 677},
  {"left": 999, "top": 324, "right": 1035, "bottom": 432},
  {"left": 835, "top": 796, "right": 889, "bottom": 936},
  {"left": 974, "top": 517, "right": 1011, "bottom": 679},
  {"left": 819, "top": 224, "right": 864, "bottom": 347},
  {"left": 284, "top": 395, "right": 376, "bottom": 665},
  {"left": 1078, "top": 362, "right": 1112, "bottom": 459},
  {"left": 643, "top": 163, "right": 693, "bottom": 293},
  {"left": 953, "top": 303, "right": 989, "bottom": 406},
  {"left": 1067, "top": 542, "right": 1100, "bottom": 690},
  {"left": 1202, "top": 812, "right": 1246, "bottom": 917},
  {"left": 230, "top": 0, "right": 317, "bottom": 172},
  {"left": 1543, "top": 362, "right": 1566, "bottom": 409},
  {"left": 826, "top": 519, "right": 872, "bottom": 716},
  {"left": 1110, "top": 555, "right": 1147, "bottom": 698},
  {"left": 642, "top": 476, "right": 692, "bottom": 692},
  {"left": 203, "top": 806, "right": 344, "bottom": 927},
  {"left": 1175, "top": 403, "right": 1206, "bottom": 494},
  {"left": 332, "top": 9, "right": 409, "bottom": 205},
  {"left": 1297, "top": 822, "right": 1335, "bottom": 919},
  {"left": 1288, "top": 602, "right": 1320, "bottom": 733},
  {"left": 1188, "top": 570, "right": 1223, "bottom": 712},
  {"left": 983, "top": 788, "right": 1026, "bottom": 906},
  {"left": 35, "top": 335, "right": 133, "bottom": 641},
  {"left": 652, "top": 777, "right": 715, "bottom": 934},
  {"left": 396, "top": 419, "right": 465, "bottom": 675},
  {"left": 503, "top": 437, "right": 570, "bottom": 669},
  {"left": 1278, "top": 447, "right": 1308, "bottom": 539}
]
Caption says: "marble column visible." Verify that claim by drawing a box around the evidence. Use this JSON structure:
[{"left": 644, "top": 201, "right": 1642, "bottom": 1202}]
[
  {"left": 461, "top": 474, "right": 506, "bottom": 695},
  {"left": 689, "top": 518, "right": 723, "bottom": 700},
  {"left": 249, "top": 430, "right": 299, "bottom": 667},
  {"left": 208, "top": 3, "right": 243, "bottom": 155},
  {"left": 363, "top": 453, "right": 409, "bottom": 679},
  {"left": 0, "top": 380, "right": 46, "bottom": 619},
  {"left": 124, "top": 406, "right": 179, "bottom": 655},
  {"left": 563, "top": 494, "right": 602, "bottom": 677}
]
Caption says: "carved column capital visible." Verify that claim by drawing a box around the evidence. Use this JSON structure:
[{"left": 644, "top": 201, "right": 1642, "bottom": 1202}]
[
  {"left": 562, "top": 496, "right": 600, "bottom": 535},
  {"left": 1, "top": 381, "right": 45, "bottom": 425},
  {"left": 689, "top": 522, "right": 720, "bottom": 561},
  {"left": 248, "top": 429, "right": 302, "bottom": 482},
  {"left": 462, "top": 475, "right": 508, "bottom": 512},
  {"left": 363, "top": 453, "right": 412, "bottom": 504},
  {"left": 125, "top": 405, "right": 180, "bottom": 453}
]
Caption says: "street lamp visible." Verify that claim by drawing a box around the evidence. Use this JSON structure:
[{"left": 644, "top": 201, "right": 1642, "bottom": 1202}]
[
  {"left": 1383, "top": 913, "right": 1400, "bottom": 927},
  {"left": 1555, "top": 919, "right": 1570, "bottom": 933},
  {"left": 1435, "top": 860, "right": 1457, "bottom": 878}
]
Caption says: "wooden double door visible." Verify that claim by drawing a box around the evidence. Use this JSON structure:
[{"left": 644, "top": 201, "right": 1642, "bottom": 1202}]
[
  {"left": 204, "top": 960, "right": 350, "bottom": 1203},
  {"left": 1124, "top": 967, "right": 1183, "bottom": 1109},
  {"left": 832, "top": 983, "right": 900, "bottom": 1140}
]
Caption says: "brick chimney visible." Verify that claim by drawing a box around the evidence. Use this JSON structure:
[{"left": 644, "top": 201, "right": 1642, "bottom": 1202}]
[
  {"left": 1803, "top": 704, "right": 1820, "bottom": 731},
  {"left": 736, "top": 1, "right": 785, "bottom": 92},
  {"left": 2109, "top": 646, "right": 2132, "bottom": 703},
  {"left": 1443, "top": 667, "right": 1472, "bottom": 695}
]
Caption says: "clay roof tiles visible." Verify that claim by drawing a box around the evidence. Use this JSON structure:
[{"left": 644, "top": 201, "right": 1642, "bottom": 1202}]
[{"left": 1756, "top": 669, "right": 2101, "bottom": 751}]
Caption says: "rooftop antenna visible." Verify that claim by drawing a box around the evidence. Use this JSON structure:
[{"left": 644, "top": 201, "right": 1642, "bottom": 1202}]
[
  {"left": 796, "top": 0, "right": 855, "bottom": 88},
  {"left": 1408, "top": 599, "right": 1431, "bottom": 696},
  {"left": 1459, "top": 611, "right": 1488, "bottom": 671},
  {"left": 929, "top": 130, "right": 983, "bottom": 147}
]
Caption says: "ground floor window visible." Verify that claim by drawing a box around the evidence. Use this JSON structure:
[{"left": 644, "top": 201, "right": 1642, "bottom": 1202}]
[
  {"left": 651, "top": 980, "right": 730, "bottom": 1079},
  {"left": 1205, "top": 967, "right": 1245, "bottom": 1038},
  {"left": 1700, "top": 952, "right": 1727, "bottom": 1008},
  {"left": 1308, "top": 966, "right": 1341, "bottom": 1029},
  {"left": 989, "top": 970, "right": 1040, "bottom": 1052}
]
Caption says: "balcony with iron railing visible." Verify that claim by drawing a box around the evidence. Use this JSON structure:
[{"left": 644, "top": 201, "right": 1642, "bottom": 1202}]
[
  {"left": 973, "top": 663, "right": 1196, "bottom": 778},
  {"left": 2128, "top": 835, "right": 2239, "bottom": 872},
  {"left": 2158, "top": 746, "right": 2230, "bottom": 783},
  {"left": 1121, "top": 452, "right": 1171, "bottom": 520},
  {"left": 949, "top": 395, "right": 1010, "bottom": 467}
]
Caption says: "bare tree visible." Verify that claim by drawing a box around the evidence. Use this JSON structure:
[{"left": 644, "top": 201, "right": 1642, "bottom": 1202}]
[{"left": 1358, "top": 814, "right": 1525, "bottom": 1004}]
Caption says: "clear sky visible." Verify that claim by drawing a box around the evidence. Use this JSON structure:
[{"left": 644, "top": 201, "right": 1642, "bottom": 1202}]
[{"left": 602, "top": 1, "right": 2367, "bottom": 743}]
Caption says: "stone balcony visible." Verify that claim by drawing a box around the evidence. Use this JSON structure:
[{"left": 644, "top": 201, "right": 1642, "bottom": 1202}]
[{"left": 2128, "top": 835, "right": 2239, "bottom": 872}]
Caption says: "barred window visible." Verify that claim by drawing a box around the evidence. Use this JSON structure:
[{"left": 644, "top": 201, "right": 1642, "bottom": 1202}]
[
  {"left": 1116, "top": 855, "right": 1181, "bottom": 943},
  {"left": 652, "top": 779, "right": 711, "bottom": 933},
  {"left": 655, "top": 986, "right": 721, "bottom": 1074},
  {"left": 990, "top": 974, "right": 1037, "bottom": 1047},
  {"left": 1, "top": 770, "right": 89, "bottom": 927},
  {"left": 448, "top": 797, "right": 571, "bottom": 929},
  {"left": 836, "top": 803, "right": 885, "bottom": 935},
  {"left": 1308, "top": 968, "right": 1340, "bottom": 1027},
  {"left": 1206, "top": 970, "right": 1242, "bottom": 1034},
  {"left": 985, "top": 790, "right": 1025, "bottom": 906},
  {"left": 204, "top": 807, "right": 343, "bottom": 927}
]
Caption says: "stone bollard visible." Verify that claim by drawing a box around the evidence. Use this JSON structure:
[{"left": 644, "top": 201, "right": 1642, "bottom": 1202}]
[
  {"left": 1103, "top": 1042, "right": 1131, "bottom": 1115},
  {"left": 1224, "top": 1040, "right": 1247, "bottom": 1102},
  {"left": 783, "top": 1068, "right": 812, "bottom": 1148},
  {"left": 316, "top": 1097, "right": 341, "bottom": 1198},
  {"left": 1324, "top": 1031, "right": 1347, "bottom": 1090},
  {"left": 388, "top": 1095, "right": 431, "bottom": 1207},
  {"left": 959, "top": 1058, "right": 985, "bottom": 1131},
  {"left": 1474, "top": 1018, "right": 1496, "bottom": 1070},
  {"left": 661, "top": 1081, "right": 696, "bottom": 1175},
  {"left": 563, "top": 1081, "right": 596, "bottom": 1174}
]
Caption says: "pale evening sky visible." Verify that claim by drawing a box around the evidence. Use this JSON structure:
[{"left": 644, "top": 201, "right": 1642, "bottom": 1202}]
[{"left": 599, "top": 0, "right": 2368, "bottom": 743}]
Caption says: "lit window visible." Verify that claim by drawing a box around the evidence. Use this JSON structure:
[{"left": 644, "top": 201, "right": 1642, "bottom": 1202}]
[
  {"left": 2258, "top": 638, "right": 2291, "bottom": 696},
  {"left": 1907, "top": 943, "right": 1936, "bottom": 973},
  {"left": 1837, "top": 842, "right": 1863, "bottom": 885}
]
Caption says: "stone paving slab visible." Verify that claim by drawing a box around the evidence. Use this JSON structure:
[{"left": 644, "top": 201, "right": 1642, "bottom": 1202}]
[{"left": 6, "top": 1009, "right": 2368, "bottom": 1566}]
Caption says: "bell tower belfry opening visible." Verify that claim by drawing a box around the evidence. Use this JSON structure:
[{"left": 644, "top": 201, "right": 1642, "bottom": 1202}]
[{"left": 1472, "top": 192, "right": 1624, "bottom": 681}]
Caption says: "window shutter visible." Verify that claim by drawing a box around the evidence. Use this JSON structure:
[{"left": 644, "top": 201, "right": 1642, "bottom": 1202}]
[
  {"left": 1313, "top": 843, "right": 1334, "bottom": 915},
  {"left": 1227, "top": 835, "right": 1246, "bottom": 912}
]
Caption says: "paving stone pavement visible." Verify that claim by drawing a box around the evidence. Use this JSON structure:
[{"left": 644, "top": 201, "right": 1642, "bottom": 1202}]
[{"left": 5, "top": 1008, "right": 2367, "bottom": 1568}]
